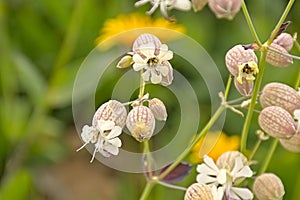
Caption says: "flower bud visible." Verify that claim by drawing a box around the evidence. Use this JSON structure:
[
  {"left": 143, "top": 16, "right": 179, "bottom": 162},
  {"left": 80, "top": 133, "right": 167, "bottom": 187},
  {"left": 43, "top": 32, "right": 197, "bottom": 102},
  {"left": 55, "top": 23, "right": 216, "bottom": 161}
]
[
  {"left": 126, "top": 106, "right": 155, "bottom": 142},
  {"left": 280, "top": 133, "right": 300, "bottom": 153},
  {"left": 184, "top": 183, "right": 213, "bottom": 200},
  {"left": 253, "top": 173, "right": 285, "bottom": 200},
  {"left": 266, "top": 43, "right": 293, "bottom": 67},
  {"left": 216, "top": 151, "right": 248, "bottom": 170},
  {"left": 234, "top": 77, "right": 253, "bottom": 96},
  {"left": 258, "top": 106, "right": 296, "bottom": 138},
  {"left": 260, "top": 82, "right": 300, "bottom": 115},
  {"left": 93, "top": 100, "right": 127, "bottom": 128},
  {"left": 117, "top": 54, "right": 133, "bottom": 68},
  {"left": 273, "top": 33, "right": 294, "bottom": 51},
  {"left": 149, "top": 98, "right": 167, "bottom": 121},
  {"left": 132, "top": 33, "right": 161, "bottom": 52},
  {"left": 225, "top": 45, "right": 258, "bottom": 80},
  {"left": 208, "top": 0, "right": 242, "bottom": 20},
  {"left": 192, "top": 0, "right": 208, "bottom": 12}
]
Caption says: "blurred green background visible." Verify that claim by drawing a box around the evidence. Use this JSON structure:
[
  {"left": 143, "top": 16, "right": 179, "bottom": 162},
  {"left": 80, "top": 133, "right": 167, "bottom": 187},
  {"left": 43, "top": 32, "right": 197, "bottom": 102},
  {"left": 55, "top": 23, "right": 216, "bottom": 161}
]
[{"left": 0, "top": 0, "right": 300, "bottom": 199}]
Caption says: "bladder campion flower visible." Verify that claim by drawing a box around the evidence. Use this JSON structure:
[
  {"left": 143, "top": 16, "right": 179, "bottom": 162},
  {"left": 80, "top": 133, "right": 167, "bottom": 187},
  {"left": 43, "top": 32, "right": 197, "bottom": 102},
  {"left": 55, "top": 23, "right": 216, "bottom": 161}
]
[
  {"left": 77, "top": 120, "right": 123, "bottom": 162},
  {"left": 225, "top": 44, "right": 258, "bottom": 84},
  {"left": 96, "top": 13, "right": 185, "bottom": 49},
  {"left": 190, "top": 132, "right": 240, "bottom": 163},
  {"left": 135, "top": 0, "right": 192, "bottom": 21},
  {"left": 196, "top": 152, "right": 253, "bottom": 200},
  {"left": 184, "top": 183, "right": 214, "bottom": 200}
]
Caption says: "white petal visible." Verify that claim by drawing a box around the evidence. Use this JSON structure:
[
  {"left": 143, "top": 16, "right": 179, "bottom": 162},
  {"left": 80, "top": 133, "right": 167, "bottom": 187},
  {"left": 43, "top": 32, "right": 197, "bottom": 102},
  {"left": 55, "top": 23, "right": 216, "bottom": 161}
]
[
  {"left": 233, "top": 166, "right": 253, "bottom": 181},
  {"left": 211, "top": 185, "right": 224, "bottom": 200},
  {"left": 142, "top": 70, "right": 151, "bottom": 81},
  {"left": 156, "top": 65, "right": 169, "bottom": 76},
  {"left": 98, "top": 120, "right": 115, "bottom": 131},
  {"left": 104, "top": 143, "right": 119, "bottom": 155},
  {"left": 150, "top": 70, "right": 162, "bottom": 84},
  {"left": 108, "top": 137, "right": 122, "bottom": 147},
  {"left": 217, "top": 169, "right": 227, "bottom": 185},
  {"left": 106, "top": 126, "right": 122, "bottom": 139},
  {"left": 133, "top": 63, "right": 148, "bottom": 71},
  {"left": 231, "top": 157, "right": 244, "bottom": 175},
  {"left": 157, "top": 47, "right": 173, "bottom": 61},
  {"left": 173, "top": 0, "right": 192, "bottom": 11},
  {"left": 98, "top": 148, "right": 111, "bottom": 157},
  {"left": 203, "top": 155, "right": 220, "bottom": 172},
  {"left": 139, "top": 43, "right": 156, "bottom": 58},
  {"left": 81, "top": 125, "right": 98, "bottom": 143},
  {"left": 133, "top": 53, "right": 146, "bottom": 63},
  {"left": 230, "top": 187, "right": 254, "bottom": 200},
  {"left": 196, "top": 164, "right": 218, "bottom": 176},
  {"left": 196, "top": 174, "right": 218, "bottom": 185}
]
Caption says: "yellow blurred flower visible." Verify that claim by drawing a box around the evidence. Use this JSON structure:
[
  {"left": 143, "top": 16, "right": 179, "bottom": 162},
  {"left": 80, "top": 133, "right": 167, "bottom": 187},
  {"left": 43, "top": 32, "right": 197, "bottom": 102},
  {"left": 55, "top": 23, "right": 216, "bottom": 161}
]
[
  {"left": 190, "top": 132, "right": 240, "bottom": 163},
  {"left": 96, "top": 13, "right": 185, "bottom": 49}
]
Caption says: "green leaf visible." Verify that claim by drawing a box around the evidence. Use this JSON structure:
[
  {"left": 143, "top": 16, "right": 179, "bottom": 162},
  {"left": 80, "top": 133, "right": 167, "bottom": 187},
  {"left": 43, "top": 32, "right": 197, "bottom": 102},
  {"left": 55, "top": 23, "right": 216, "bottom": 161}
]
[
  {"left": 0, "top": 170, "right": 32, "bottom": 200},
  {"left": 47, "top": 59, "right": 82, "bottom": 108},
  {"left": 12, "top": 50, "right": 47, "bottom": 105}
]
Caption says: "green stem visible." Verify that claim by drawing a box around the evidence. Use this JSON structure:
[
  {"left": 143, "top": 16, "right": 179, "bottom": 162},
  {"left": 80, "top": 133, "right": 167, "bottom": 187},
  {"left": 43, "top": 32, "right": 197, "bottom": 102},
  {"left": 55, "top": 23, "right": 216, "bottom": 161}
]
[
  {"left": 158, "top": 105, "right": 225, "bottom": 180},
  {"left": 138, "top": 70, "right": 146, "bottom": 100},
  {"left": 241, "top": 1, "right": 262, "bottom": 46},
  {"left": 249, "top": 139, "right": 261, "bottom": 161},
  {"left": 224, "top": 76, "right": 232, "bottom": 99},
  {"left": 240, "top": 49, "right": 267, "bottom": 154},
  {"left": 295, "top": 69, "right": 300, "bottom": 89},
  {"left": 259, "top": 138, "right": 278, "bottom": 174},
  {"left": 267, "top": 0, "right": 295, "bottom": 45},
  {"left": 139, "top": 182, "right": 155, "bottom": 200}
]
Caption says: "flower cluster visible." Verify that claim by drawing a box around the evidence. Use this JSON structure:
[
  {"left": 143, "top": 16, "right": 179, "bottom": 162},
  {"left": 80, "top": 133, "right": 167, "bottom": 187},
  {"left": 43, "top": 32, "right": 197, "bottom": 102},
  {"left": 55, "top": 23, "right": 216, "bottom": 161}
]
[
  {"left": 258, "top": 82, "right": 300, "bottom": 152},
  {"left": 186, "top": 151, "right": 254, "bottom": 200},
  {"left": 77, "top": 33, "right": 172, "bottom": 161}
]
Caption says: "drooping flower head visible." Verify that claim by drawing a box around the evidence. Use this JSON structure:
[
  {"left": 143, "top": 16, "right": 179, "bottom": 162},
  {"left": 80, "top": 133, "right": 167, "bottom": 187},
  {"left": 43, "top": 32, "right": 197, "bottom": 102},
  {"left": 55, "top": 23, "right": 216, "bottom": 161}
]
[{"left": 196, "top": 151, "right": 254, "bottom": 200}]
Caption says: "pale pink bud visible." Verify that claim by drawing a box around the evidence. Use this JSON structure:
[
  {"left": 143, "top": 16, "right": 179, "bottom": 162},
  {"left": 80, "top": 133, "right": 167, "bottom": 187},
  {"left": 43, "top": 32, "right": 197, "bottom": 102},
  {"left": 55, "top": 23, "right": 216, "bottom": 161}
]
[
  {"left": 149, "top": 98, "right": 167, "bottom": 121},
  {"left": 225, "top": 45, "right": 258, "bottom": 79},
  {"left": 260, "top": 82, "right": 300, "bottom": 115},
  {"left": 234, "top": 77, "right": 253, "bottom": 96},
  {"left": 273, "top": 33, "right": 294, "bottom": 51},
  {"left": 280, "top": 133, "right": 300, "bottom": 153},
  {"left": 184, "top": 183, "right": 213, "bottom": 200},
  {"left": 258, "top": 106, "right": 296, "bottom": 138},
  {"left": 132, "top": 33, "right": 161, "bottom": 52},
  {"left": 253, "top": 173, "right": 285, "bottom": 200},
  {"left": 92, "top": 100, "right": 127, "bottom": 128},
  {"left": 126, "top": 106, "right": 155, "bottom": 142},
  {"left": 192, "top": 0, "right": 208, "bottom": 12},
  {"left": 208, "top": 0, "right": 242, "bottom": 20},
  {"left": 266, "top": 43, "right": 293, "bottom": 67}
]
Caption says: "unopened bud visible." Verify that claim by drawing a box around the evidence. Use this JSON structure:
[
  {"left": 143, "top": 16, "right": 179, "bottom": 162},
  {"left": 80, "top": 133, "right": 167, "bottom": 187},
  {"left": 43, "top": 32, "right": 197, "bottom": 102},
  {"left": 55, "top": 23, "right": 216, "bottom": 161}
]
[
  {"left": 273, "top": 33, "right": 294, "bottom": 51},
  {"left": 117, "top": 54, "right": 133, "bottom": 68},
  {"left": 132, "top": 33, "right": 161, "bottom": 52},
  {"left": 260, "top": 82, "right": 300, "bottom": 115},
  {"left": 192, "top": 0, "right": 208, "bottom": 12},
  {"left": 253, "top": 173, "right": 285, "bottom": 200},
  {"left": 208, "top": 0, "right": 242, "bottom": 20},
  {"left": 149, "top": 98, "right": 167, "bottom": 121},
  {"left": 280, "top": 133, "right": 300, "bottom": 153},
  {"left": 93, "top": 100, "right": 127, "bottom": 128},
  {"left": 184, "top": 183, "right": 213, "bottom": 200},
  {"left": 258, "top": 106, "right": 296, "bottom": 138},
  {"left": 266, "top": 43, "right": 293, "bottom": 67},
  {"left": 225, "top": 45, "right": 258, "bottom": 79},
  {"left": 126, "top": 106, "right": 155, "bottom": 142},
  {"left": 234, "top": 77, "right": 253, "bottom": 96}
]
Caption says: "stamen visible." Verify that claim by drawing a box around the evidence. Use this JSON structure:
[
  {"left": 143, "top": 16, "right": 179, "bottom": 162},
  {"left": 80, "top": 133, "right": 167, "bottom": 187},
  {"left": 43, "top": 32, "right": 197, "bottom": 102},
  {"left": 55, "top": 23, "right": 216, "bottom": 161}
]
[{"left": 76, "top": 142, "right": 88, "bottom": 152}]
